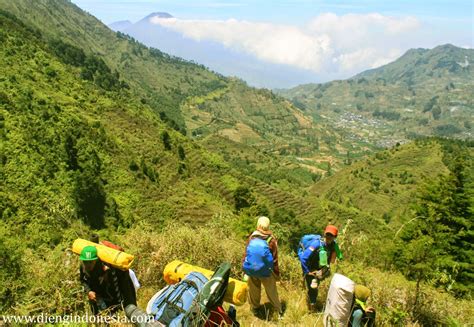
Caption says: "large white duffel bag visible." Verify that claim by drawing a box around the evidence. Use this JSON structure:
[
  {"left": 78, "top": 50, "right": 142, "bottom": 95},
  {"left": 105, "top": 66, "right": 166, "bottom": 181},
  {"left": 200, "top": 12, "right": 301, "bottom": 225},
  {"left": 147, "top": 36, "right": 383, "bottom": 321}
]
[{"left": 323, "top": 273, "right": 355, "bottom": 327}]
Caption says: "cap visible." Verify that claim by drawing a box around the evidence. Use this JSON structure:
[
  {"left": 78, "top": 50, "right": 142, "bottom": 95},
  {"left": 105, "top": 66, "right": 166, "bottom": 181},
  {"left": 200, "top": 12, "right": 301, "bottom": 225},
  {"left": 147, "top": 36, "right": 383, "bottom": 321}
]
[
  {"left": 80, "top": 245, "right": 98, "bottom": 261},
  {"left": 324, "top": 225, "right": 338, "bottom": 237}
]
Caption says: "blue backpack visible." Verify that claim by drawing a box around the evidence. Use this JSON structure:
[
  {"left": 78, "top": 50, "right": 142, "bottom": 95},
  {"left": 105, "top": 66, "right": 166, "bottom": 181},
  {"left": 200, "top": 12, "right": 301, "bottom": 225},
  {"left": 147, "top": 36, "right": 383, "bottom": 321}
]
[
  {"left": 298, "top": 234, "right": 321, "bottom": 257},
  {"left": 243, "top": 237, "right": 274, "bottom": 278},
  {"left": 146, "top": 264, "right": 232, "bottom": 327},
  {"left": 146, "top": 272, "right": 208, "bottom": 326}
]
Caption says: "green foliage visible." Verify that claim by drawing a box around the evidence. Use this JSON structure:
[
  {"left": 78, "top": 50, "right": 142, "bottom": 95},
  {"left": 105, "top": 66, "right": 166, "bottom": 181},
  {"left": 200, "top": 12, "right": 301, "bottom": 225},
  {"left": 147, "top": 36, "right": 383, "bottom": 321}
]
[
  {"left": 49, "top": 39, "right": 86, "bottom": 66},
  {"left": 73, "top": 144, "right": 106, "bottom": 229},
  {"left": 161, "top": 130, "right": 171, "bottom": 150},
  {"left": 0, "top": 223, "right": 25, "bottom": 312},
  {"left": 394, "top": 167, "right": 473, "bottom": 297},
  {"left": 435, "top": 123, "right": 462, "bottom": 136},
  {"left": 423, "top": 96, "right": 439, "bottom": 113},
  {"left": 373, "top": 110, "right": 401, "bottom": 121},
  {"left": 178, "top": 145, "right": 186, "bottom": 160},
  {"left": 233, "top": 186, "right": 254, "bottom": 212}
]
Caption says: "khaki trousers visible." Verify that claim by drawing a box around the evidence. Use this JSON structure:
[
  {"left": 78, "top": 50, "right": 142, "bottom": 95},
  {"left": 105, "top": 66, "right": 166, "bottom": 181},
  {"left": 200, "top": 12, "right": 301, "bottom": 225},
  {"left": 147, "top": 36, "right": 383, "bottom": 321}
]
[{"left": 247, "top": 273, "right": 281, "bottom": 312}]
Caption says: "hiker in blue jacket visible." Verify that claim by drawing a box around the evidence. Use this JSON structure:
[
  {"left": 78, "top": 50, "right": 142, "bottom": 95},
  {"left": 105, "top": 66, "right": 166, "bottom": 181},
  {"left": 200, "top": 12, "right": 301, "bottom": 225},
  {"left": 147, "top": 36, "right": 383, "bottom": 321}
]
[
  {"left": 298, "top": 225, "right": 341, "bottom": 312},
  {"left": 242, "top": 216, "right": 283, "bottom": 319}
]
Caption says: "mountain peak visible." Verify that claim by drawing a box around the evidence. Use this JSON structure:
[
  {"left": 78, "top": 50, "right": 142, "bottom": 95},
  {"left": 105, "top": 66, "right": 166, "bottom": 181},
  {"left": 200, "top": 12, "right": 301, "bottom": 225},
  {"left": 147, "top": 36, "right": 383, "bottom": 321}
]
[
  {"left": 108, "top": 20, "right": 132, "bottom": 31},
  {"left": 143, "top": 12, "right": 173, "bottom": 20}
]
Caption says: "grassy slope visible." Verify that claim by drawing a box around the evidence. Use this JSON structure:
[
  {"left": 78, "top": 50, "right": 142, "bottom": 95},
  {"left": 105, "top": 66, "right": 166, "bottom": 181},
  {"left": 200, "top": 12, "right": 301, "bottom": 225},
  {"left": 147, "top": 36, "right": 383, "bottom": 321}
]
[
  {"left": 124, "top": 224, "right": 473, "bottom": 326},
  {"left": 0, "top": 0, "right": 361, "bottom": 182},
  {"left": 310, "top": 141, "right": 450, "bottom": 222}
]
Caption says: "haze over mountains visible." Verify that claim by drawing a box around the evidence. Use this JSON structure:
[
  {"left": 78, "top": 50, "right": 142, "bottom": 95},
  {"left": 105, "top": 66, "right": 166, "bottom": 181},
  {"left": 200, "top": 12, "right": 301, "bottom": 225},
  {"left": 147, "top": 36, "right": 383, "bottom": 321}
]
[
  {"left": 109, "top": 13, "right": 328, "bottom": 88},
  {"left": 111, "top": 11, "right": 473, "bottom": 90}
]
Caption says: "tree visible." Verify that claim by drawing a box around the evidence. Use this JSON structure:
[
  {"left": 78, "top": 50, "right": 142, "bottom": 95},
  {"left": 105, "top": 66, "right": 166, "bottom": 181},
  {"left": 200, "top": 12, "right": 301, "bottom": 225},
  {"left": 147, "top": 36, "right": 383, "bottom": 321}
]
[
  {"left": 178, "top": 145, "right": 186, "bottom": 160},
  {"left": 162, "top": 131, "right": 171, "bottom": 150},
  {"left": 233, "top": 186, "right": 254, "bottom": 212},
  {"left": 74, "top": 142, "right": 106, "bottom": 229},
  {"left": 394, "top": 169, "right": 473, "bottom": 302}
]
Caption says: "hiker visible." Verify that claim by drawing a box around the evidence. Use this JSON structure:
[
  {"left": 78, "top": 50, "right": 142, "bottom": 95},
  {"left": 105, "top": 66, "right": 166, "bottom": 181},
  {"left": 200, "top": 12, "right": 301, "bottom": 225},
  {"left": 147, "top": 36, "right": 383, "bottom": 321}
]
[
  {"left": 90, "top": 234, "right": 141, "bottom": 292},
  {"left": 350, "top": 285, "right": 376, "bottom": 327},
  {"left": 79, "top": 245, "right": 137, "bottom": 315},
  {"left": 242, "top": 216, "right": 283, "bottom": 319},
  {"left": 298, "top": 225, "right": 342, "bottom": 311}
]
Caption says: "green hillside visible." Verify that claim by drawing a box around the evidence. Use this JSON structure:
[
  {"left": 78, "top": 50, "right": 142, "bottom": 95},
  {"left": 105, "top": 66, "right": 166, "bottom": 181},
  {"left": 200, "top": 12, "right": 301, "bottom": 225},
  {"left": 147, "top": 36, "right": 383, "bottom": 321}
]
[
  {"left": 0, "top": 1, "right": 473, "bottom": 326},
  {"left": 0, "top": 0, "right": 368, "bottom": 182},
  {"left": 311, "top": 141, "right": 449, "bottom": 221},
  {"left": 278, "top": 45, "right": 473, "bottom": 148}
]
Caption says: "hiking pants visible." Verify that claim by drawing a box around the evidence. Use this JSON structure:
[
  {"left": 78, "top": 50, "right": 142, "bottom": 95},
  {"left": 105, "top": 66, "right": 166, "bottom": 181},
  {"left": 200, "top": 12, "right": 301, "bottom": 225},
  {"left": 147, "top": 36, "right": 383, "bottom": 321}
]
[
  {"left": 247, "top": 273, "right": 281, "bottom": 312},
  {"left": 304, "top": 274, "right": 318, "bottom": 305}
]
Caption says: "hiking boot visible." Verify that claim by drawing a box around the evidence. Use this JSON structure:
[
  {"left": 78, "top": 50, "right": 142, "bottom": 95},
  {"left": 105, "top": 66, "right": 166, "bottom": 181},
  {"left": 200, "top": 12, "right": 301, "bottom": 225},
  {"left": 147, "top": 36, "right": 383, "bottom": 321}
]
[
  {"left": 251, "top": 307, "right": 260, "bottom": 317},
  {"left": 309, "top": 303, "right": 317, "bottom": 313}
]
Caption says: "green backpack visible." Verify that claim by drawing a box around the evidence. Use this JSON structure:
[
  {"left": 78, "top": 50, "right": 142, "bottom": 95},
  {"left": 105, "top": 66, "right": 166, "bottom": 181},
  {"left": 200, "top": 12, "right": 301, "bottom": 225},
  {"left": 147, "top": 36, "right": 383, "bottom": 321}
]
[{"left": 197, "top": 262, "right": 231, "bottom": 310}]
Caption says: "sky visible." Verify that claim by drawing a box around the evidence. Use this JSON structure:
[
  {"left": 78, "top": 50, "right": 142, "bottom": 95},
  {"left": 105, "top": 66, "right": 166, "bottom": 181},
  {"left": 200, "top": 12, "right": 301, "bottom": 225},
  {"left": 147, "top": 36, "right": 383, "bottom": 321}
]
[{"left": 71, "top": 0, "right": 473, "bottom": 86}]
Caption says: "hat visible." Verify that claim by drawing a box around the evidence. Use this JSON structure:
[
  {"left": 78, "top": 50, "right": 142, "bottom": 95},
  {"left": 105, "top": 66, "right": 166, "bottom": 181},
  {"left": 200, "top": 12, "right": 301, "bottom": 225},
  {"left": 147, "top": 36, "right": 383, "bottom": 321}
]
[
  {"left": 257, "top": 216, "right": 270, "bottom": 231},
  {"left": 324, "top": 225, "right": 338, "bottom": 237},
  {"left": 80, "top": 245, "right": 98, "bottom": 261},
  {"left": 354, "top": 285, "right": 371, "bottom": 302}
]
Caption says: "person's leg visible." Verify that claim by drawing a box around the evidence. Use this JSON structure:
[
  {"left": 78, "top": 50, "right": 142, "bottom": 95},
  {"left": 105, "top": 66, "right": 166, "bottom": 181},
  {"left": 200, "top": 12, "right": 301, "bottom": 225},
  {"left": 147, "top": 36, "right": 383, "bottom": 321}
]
[
  {"left": 261, "top": 274, "right": 281, "bottom": 313},
  {"left": 351, "top": 308, "right": 364, "bottom": 327},
  {"left": 304, "top": 274, "right": 318, "bottom": 309},
  {"left": 247, "top": 276, "right": 262, "bottom": 311}
]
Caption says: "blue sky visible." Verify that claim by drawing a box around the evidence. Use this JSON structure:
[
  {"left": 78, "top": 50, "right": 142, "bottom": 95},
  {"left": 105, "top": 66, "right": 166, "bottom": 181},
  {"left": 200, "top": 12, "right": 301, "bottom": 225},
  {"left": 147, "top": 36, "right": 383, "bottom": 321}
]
[{"left": 72, "top": 0, "right": 473, "bottom": 27}]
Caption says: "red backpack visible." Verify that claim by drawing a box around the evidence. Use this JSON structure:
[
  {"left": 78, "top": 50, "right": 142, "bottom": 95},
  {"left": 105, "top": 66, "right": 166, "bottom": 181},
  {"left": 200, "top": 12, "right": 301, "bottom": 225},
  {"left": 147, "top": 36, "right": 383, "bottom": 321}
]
[{"left": 205, "top": 306, "right": 233, "bottom": 326}]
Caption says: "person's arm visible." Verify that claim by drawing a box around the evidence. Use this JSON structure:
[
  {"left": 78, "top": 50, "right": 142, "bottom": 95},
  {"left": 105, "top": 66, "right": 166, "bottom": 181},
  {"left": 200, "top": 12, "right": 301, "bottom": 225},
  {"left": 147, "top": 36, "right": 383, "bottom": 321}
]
[
  {"left": 79, "top": 266, "right": 92, "bottom": 293},
  {"left": 329, "top": 250, "right": 336, "bottom": 264},
  {"left": 269, "top": 236, "right": 280, "bottom": 277},
  {"left": 334, "top": 241, "right": 343, "bottom": 260},
  {"left": 241, "top": 235, "right": 251, "bottom": 267},
  {"left": 80, "top": 266, "right": 97, "bottom": 301},
  {"left": 299, "top": 239, "right": 320, "bottom": 275}
]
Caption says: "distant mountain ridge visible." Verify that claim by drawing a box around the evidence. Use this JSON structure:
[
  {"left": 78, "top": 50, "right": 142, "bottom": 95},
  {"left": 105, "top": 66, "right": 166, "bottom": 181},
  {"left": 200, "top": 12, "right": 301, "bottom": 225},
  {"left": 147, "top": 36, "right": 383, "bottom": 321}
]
[
  {"left": 278, "top": 44, "right": 474, "bottom": 147},
  {"left": 353, "top": 44, "right": 472, "bottom": 83},
  {"left": 108, "top": 20, "right": 132, "bottom": 31}
]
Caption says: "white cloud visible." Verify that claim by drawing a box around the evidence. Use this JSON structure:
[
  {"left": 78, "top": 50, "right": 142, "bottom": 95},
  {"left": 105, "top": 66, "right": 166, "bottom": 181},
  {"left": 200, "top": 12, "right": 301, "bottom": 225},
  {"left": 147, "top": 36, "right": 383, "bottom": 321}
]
[{"left": 150, "top": 13, "right": 422, "bottom": 76}]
